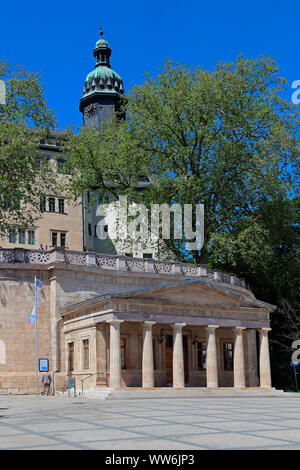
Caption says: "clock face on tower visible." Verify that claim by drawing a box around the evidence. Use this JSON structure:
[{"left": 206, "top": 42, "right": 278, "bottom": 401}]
[{"left": 84, "top": 103, "right": 97, "bottom": 117}]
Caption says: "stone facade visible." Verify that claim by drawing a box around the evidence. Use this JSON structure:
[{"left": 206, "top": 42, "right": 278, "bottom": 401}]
[
  {"left": 0, "top": 248, "right": 275, "bottom": 394},
  {"left": 0, "top": 131, "right": 83, "bottom": 252}
]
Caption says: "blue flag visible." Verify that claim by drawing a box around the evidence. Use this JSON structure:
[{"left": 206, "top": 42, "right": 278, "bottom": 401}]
[{"left": 28, "top": 279, "right": 43, "bottom": 324}]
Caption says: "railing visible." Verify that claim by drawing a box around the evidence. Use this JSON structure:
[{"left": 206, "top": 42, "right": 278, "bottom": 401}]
[
  {"left": 80, "top": 372, "right": 105, "bottom": 396},
  {"left": 0, "top": 247, "right": 248, "bottom": 290}
]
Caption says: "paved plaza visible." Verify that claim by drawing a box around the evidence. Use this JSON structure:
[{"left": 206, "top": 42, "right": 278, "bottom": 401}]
[{"left": 0, "top": 394, "right": 300, "bottom": 450}]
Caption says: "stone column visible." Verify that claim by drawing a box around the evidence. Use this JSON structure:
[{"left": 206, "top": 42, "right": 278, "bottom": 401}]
[
  {"left": 259, "top": 328, "right": 272, "bottom": 388},
  {"left": 107, "top": 320, "right": 124, "bottom": 389},
  {"left": 142, "top": 322, "right": 156, "bottom": 388},
  {"left": 233, "top": 327, "right": 246, "bottom": 388},
  {"left": 173, "top": 323, "right": 186, "bottom": 388},
  {"left": 206, "top": 325, "right": 219, "bottom": 388},
  {"left": 96, "top": 324, "right": 108, "bottom": 386}
]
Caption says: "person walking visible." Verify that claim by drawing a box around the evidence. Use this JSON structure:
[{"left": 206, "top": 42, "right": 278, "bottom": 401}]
[{"left": 41, "top": 370, "right": 52, "bottom": 396}]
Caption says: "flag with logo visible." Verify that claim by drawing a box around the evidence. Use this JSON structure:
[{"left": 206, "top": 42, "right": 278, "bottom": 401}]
[{"left": 28, "top": 278, "right": 43, "bottom": 324}]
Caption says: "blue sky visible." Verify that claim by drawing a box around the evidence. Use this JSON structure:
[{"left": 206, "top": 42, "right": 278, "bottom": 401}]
[{"left": 1, "top": 0, "right": 298, "bottom": 129}]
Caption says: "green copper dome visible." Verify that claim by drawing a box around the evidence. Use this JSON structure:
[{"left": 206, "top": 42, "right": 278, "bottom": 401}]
[
  {"left": 82, "top": 66, "right": 124, "bottom": 98},
  {"left": 81, "top": 27, "right": 124, "bottom": 99},
  {"left": 95, "top": 38, "right": 109, "bottom": 48}
]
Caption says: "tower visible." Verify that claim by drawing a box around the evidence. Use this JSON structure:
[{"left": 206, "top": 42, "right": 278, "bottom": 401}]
[{"left": 79, "top": 27, "right": 124, "bottom": 128}]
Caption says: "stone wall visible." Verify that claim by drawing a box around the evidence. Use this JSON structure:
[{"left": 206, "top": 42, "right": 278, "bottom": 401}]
[{"left": 0, "top": 253, "right": 263, "bottom": 394}]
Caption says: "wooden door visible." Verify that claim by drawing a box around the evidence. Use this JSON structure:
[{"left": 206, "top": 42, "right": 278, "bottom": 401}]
[
  {"left": 165, "top": 335, "right": 173, "bottom": 384},
  {"left": 183, "top": 335, "right": 189, "bottom": 384}
]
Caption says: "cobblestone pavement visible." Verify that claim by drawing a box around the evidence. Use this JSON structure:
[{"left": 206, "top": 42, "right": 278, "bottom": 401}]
[{"left": 0, "top": 395, "right": 300, "bottom": 450}]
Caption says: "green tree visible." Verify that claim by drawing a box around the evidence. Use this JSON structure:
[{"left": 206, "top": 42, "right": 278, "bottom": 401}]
[
  {"left": 0, "top": 61, "right": 57, "bottom": 236},
  {"left": 65, "top": 55, "right": 299, "bottom": 263},
  {"left": 209, "top": 196, "right": 300, "bottom": 389}
]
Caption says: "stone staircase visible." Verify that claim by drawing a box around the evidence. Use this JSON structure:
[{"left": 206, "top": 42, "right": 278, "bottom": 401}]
[{"left": 73, "top": 386, "right": 287, "bottom": 400}]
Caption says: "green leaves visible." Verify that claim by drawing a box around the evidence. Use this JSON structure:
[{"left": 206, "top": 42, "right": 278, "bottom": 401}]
[
  {"left": 66, "top": 55, "right": 299, "bottom": 263},
  {"left": 0, "top": 61, "right": 57, "bottom": 236}
]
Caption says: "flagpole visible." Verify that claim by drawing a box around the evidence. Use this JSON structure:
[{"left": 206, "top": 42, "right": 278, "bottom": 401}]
[{"left": 34, "top": 276, "right": 38, "bottom": 398}]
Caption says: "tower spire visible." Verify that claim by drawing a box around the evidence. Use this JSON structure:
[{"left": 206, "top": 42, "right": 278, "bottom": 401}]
[{"left": 79, "top": 29, "right": 124, "bottom": 127}]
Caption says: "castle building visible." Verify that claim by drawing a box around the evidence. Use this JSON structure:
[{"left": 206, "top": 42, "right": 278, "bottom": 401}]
[{"left": 0, "top": 29, "right": 157, "bottom": 260}]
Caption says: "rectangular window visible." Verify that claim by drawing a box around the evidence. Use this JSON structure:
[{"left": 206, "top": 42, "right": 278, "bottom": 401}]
[
  {"left": 51, "top": 232, "right": 58, "bottom": 246},
  {"left": 60, "top": 232, "right": 66, "bottom": 247},
  {"left": 40, "top": 196, "right": 46, "bottom": 212},
  {"left": 223, "top": 342, "right": 234, "bottom": 371},
  {"left": 83, "top": 339, "right": 89, "bottom": 369},
  {"left": 48, "top": 197, "right": 56, "bottom": 212},
  {"left": 8, "top": 229, "right": 16, "bottom": 243},
  {"left": 58, "top": 198, "right": 65, "bottom": 214},
  {"left": 57, "top": 159, "right": 64, "bottom": 173},
  {"left": 120, "top": 338, "right": 126, "bottom": 369},
  {"left": 18, "top": 230, "right": 25, "bottom": 244},
  {"left": 143, "top": 253, "right": 153, "bottom": 259},
  {"left": 28, "top": 230, "right": 35, "bottom": 245},
  {"left": 88, "top": 223, "right": 92, "bottom": 237},
  {"left": 68, "top": 342, "right": 74, "bottom": 372},
  {"left": 197, "top": 342, "right": 207, "bottom": 370}
]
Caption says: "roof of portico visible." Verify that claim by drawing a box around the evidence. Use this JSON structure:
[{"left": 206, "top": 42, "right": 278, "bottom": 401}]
[{"left": 60, "top": 277, "right": 277, "bottom": 319}]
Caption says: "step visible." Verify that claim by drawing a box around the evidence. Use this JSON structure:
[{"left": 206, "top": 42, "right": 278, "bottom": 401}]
[{"left": 79, "top": 387, "right": 287, "bottom": 400}]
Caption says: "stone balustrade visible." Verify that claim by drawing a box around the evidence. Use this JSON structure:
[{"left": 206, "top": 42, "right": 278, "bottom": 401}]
[{"left": 0, "top": 247, "right": 248, "bottom": 290}]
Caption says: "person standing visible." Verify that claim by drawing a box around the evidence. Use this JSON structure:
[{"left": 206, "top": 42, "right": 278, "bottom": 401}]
[{"left": 41, "top": 370, "right": 52, "bottom": 396}]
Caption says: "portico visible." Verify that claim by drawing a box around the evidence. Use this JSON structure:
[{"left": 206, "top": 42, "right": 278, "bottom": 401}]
[
  {"left": 0, "top": 248, "right": 276, "bottom": 395},
  {"left": 61, "top": 278, "right": 275, "bottom": 391},
  {"left": 94, "top": 321, "right": 271, "bottom": 390}
]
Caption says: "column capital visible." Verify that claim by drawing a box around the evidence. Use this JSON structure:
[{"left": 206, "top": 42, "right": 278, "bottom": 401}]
[
  {"left": 258, "top": 327, "right": 271, "bottom": 334},
  {"left": 143, "top": 321, "right": 156, "bottom": 327},
  {"left": 205, "top": 325, "right": 219, "bottom": 331},
  {"left": 106, "top": 319, "right": 124, "bottom": 325},
  {"left": 233, "top": 326, "right": 246, "bottom": 332},
  {"left": 173, "top": 323, "right": 186, "bottom": 329}
]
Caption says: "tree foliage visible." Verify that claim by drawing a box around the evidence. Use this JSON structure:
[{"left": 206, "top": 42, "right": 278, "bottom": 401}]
[
  {"left": 0, "top": 60, "right": 57, "bottom": 236},
  {"left": 209, "top": 196, "right": 300, "bottom": 389},
  {"left": 65, "top": 55, "right": 300, "bottom": 263}
]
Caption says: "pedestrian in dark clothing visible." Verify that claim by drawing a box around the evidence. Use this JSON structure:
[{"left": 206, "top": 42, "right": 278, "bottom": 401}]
[{"left": 41, "top": 370, "right": 52, "bottom": 396}]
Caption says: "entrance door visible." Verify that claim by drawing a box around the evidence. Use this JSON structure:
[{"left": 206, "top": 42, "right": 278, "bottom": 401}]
[
  {"left": 183, "top": 335, "right": 189, "bottom": 384},
  {"left": 165, "top": 335, "right": 173, "bottom": 385}
]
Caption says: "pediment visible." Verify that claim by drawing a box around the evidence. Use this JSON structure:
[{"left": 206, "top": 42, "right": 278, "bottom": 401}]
[
  {"left": 108, "top": 279, "right": 275, "bottom": 312},
  {"left": 124, "top": 285, "right": 240, "bottom": 308},
  {"left": 60, "top": 278, "right": 276, "bottom": 317}
]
